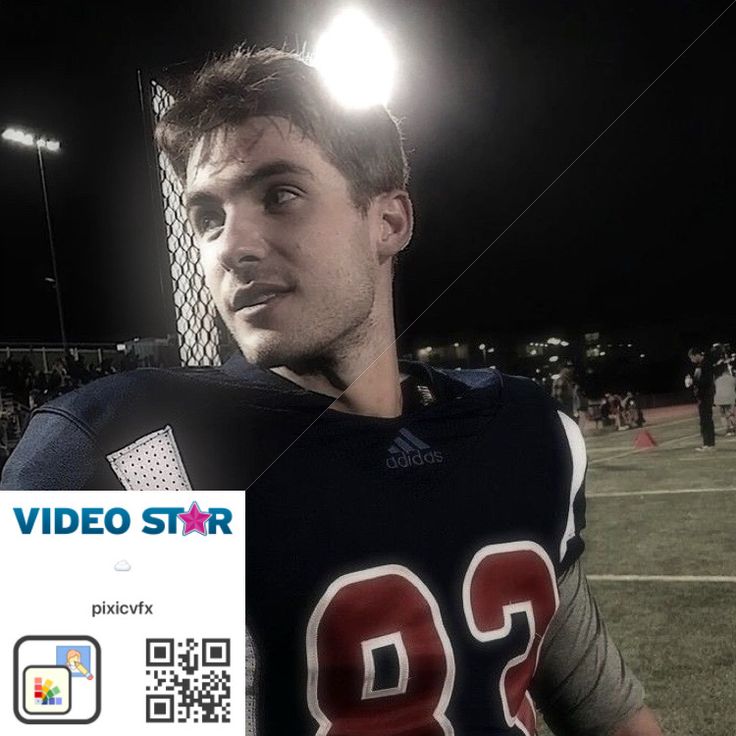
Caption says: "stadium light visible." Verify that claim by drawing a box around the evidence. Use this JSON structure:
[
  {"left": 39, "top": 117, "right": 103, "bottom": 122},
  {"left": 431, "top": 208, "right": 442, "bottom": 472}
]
[
  {"left": 38, "top": 138, "right": 61, "bottom": 152},
  {"left": 548, "top": 355, "right": 559, "bottom": 363},
  {"left": 3, "top": 127, "right": 61, "bottom": 152},
  {"left": 313, "top": 8, "right": 396, "bottom": 109},
  {"left": 3, "top": 127, "right": 35, "bottom": 146},
  {"left": 2, "top": 125, "right": 67, "bottom": 352}
]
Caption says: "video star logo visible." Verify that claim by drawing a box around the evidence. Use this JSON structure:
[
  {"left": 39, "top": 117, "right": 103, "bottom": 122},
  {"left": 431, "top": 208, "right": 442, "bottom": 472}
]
[{"left": 13, "top": 501, "right": 231, "bottom": 536}]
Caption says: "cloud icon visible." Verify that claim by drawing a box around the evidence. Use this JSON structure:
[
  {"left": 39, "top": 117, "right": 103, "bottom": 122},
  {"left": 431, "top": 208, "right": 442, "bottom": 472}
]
[{"left": 114, "top": 560, "right": 131, "bottom": 572}]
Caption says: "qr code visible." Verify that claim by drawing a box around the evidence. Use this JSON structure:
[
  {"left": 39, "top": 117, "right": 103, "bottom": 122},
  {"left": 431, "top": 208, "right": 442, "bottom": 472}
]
[{"left": 145, "top": 638, "right": 231, "bottom": 723}]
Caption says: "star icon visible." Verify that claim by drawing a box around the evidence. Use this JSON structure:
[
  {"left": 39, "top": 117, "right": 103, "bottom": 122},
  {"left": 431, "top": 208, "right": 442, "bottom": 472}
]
[{"left": 177, "top": 501, "right": 212, "bottom": 537}]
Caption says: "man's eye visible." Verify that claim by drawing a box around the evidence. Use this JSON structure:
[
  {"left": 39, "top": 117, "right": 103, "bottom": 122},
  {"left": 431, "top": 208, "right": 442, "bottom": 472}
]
[
  {"left": 265, "top": 188, "right": 299, "bottom": 209},
  {"left": 192, "top": 209, "right": 224, "bottom": 236}
]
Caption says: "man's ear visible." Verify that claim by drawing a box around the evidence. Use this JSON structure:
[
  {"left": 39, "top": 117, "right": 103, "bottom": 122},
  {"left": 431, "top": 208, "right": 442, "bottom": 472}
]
[{"left": 374, "top": 190, "right": 413, "bottom": 262}]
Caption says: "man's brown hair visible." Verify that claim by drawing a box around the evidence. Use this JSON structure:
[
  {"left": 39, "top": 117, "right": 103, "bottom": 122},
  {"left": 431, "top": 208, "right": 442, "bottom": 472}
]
[{"left": 155, "top": 47, "right": 409, "bottom": 213}]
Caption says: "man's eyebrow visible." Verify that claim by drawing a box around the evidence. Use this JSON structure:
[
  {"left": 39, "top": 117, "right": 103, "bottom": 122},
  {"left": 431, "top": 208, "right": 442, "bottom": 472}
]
[{"left": 184, "top": 160, "right": 314, "bottom": 209}]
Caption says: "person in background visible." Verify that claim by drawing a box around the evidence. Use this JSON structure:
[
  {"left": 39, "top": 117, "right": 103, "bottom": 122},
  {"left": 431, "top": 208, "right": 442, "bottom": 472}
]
[
  {"left": 687, "top": 347, "right": 716, "bottom": 451},
  {"left": 713, "top": 362, "right": 736, "bottom": 437},
  {"left": 551, "top": 365, "right": 580, "bottom": 422},
  {"left": 620, "top": 391, "right": 645, "bottom": 429}
]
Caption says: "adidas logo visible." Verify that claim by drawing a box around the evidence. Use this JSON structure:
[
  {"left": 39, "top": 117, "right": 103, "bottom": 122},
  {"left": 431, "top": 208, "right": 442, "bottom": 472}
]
[{"left": 385, "top": 429, "right": 444, "bottom": 469}]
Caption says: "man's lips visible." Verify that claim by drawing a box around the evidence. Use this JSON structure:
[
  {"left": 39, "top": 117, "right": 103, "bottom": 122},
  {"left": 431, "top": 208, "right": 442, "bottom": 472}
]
[{"left": 230, "top": 283, "right": 292, "bottom": 311}]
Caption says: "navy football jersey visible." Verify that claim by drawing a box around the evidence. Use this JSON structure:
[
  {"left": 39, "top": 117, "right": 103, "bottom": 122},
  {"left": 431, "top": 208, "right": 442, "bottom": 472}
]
[
  {"left": 244, "top": 365, "right": 586, "bottom": 736},
  {"left": 2, "top": 357, "right": 586, "bottom": 734}
]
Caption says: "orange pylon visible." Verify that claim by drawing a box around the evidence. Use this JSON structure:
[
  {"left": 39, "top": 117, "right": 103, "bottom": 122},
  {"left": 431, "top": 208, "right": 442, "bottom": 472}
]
[{"left": 634, "top": 430, "right": 658, "bottom": 449}]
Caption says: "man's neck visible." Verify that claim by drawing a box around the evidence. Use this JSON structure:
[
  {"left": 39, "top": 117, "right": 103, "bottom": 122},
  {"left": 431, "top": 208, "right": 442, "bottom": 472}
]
[{"left": 270, "top": 344, "right": 404, "bottom": 418}]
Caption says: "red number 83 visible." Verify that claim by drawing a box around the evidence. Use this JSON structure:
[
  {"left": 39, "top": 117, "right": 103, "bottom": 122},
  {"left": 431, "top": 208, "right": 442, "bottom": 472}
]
[{"left": 306, "top": 541, "right": 559, "bottom": 736}]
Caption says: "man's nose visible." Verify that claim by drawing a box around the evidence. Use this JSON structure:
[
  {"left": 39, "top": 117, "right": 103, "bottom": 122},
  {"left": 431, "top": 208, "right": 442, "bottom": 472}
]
[{"left": 217, "top": 209, "right": 268, "bottom": 273}]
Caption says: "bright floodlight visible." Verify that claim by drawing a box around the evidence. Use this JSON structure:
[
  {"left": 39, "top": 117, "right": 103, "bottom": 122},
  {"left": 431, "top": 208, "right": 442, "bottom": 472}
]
[
  {"left": 313, "top": 8, "right": 396, "bottom": 109},
  {"left": 3, "top": 127, "right": 35, "bottom": 147},
  {"left": 2, "top": 127, "right": 60, "bottom": 152},
  {"left": 38, "top": 138, "right": 61, "bottom": 152}
]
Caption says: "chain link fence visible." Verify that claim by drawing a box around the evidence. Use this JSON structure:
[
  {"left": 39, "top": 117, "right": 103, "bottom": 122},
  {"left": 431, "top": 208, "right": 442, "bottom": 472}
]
[{"left": 148, "top": 79, "right": 223, "bottom": 367}]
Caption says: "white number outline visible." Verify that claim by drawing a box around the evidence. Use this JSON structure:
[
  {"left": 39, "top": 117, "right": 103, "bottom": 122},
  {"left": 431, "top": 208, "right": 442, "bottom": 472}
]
[
  {"left": 306, "top": 564, "right": 456, "bottom": 736},
  {"left": 360, "top": 631, "right": 409, "bottom": 700},
  {"left": 462, "top": 541, "right": 559, "bottom": 736}
]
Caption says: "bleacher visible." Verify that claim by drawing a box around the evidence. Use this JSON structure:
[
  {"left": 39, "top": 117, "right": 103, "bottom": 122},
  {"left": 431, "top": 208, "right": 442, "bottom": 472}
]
[{"left": 0, "top": 393, "right": 28, "bottom": 462}]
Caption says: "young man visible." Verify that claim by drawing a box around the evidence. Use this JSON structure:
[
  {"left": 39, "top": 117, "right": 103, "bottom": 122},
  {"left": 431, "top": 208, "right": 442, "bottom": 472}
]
[
  {"left": 2, "top": 49, "right": 661, "bottom": 735},
  {"left": 687, "top": 347, "right": 716, "bottom": 451}
]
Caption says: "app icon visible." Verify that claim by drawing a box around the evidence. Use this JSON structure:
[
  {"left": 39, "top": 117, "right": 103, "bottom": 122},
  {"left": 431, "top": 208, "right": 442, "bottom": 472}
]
[
  {"left": 23, "top": 666, "right": 71, "bottom": 715},
  {"left": 14, "top": 636, "right": 101, "bottom": 724}
]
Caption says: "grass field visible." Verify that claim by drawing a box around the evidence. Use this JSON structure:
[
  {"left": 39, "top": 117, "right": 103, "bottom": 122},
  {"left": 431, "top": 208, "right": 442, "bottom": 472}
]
[{"left": 542, "top": 404, "right": 736, "bottom": 735}]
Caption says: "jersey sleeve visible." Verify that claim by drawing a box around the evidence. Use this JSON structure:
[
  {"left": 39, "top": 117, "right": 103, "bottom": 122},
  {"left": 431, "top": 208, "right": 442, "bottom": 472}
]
[
  {"left": 0, "top": 408, "right": 107, "bottom": 490},
  {"left": 531, "top": 560, "right": 645, "bottom": 735},
  {"left": 555, "top": 409, "right": 587, "bottom": 572}
]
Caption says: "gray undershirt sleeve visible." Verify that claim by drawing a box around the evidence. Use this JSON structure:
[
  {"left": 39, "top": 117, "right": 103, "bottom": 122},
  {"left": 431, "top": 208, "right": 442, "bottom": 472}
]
[{"left": 531, "top": 560, "right": 645, "bottom": 736}]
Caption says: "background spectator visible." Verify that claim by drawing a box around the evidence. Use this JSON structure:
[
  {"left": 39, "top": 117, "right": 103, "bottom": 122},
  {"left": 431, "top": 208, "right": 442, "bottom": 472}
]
[
  {"left": 714, "top": 363, "right": 736, "bottom": 437},
  {"left": 687, "top": 347, "right": 716, "bottom": 451}
]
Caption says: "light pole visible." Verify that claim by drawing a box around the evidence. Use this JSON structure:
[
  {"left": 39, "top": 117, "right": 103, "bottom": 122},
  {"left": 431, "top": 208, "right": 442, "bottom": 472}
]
[{"left": 2, "top": 127, "right": 67, "bottom": 353}]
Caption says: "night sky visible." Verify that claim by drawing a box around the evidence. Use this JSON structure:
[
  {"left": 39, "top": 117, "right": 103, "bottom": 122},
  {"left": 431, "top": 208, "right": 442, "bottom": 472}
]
[{"left": 0, "top": 0, "right": 733, "bottom": 348}]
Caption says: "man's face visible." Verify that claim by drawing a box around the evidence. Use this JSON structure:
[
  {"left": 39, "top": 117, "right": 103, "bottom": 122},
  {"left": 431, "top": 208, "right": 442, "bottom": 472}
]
[{"left": 184, "top": 117, "right": 381, "bottom": 369}]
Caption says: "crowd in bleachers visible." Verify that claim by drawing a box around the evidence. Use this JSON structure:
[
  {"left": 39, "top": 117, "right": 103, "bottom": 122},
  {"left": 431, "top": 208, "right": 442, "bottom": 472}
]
[
  {"left": 0, "top": 352, "right": 141, "bottom": 408},
  {"left": 0, "top": 351, "right": 146, "bottom": 466}
]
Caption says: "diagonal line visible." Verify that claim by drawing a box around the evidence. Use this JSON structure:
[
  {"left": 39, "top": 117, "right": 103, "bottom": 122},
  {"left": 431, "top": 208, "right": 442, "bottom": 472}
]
[
  {"left": 242, "top": 2, "right": 734, "bottom": 493},
  {"left": 388, "top": 0, "right": 736, "bottom": 350}
]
